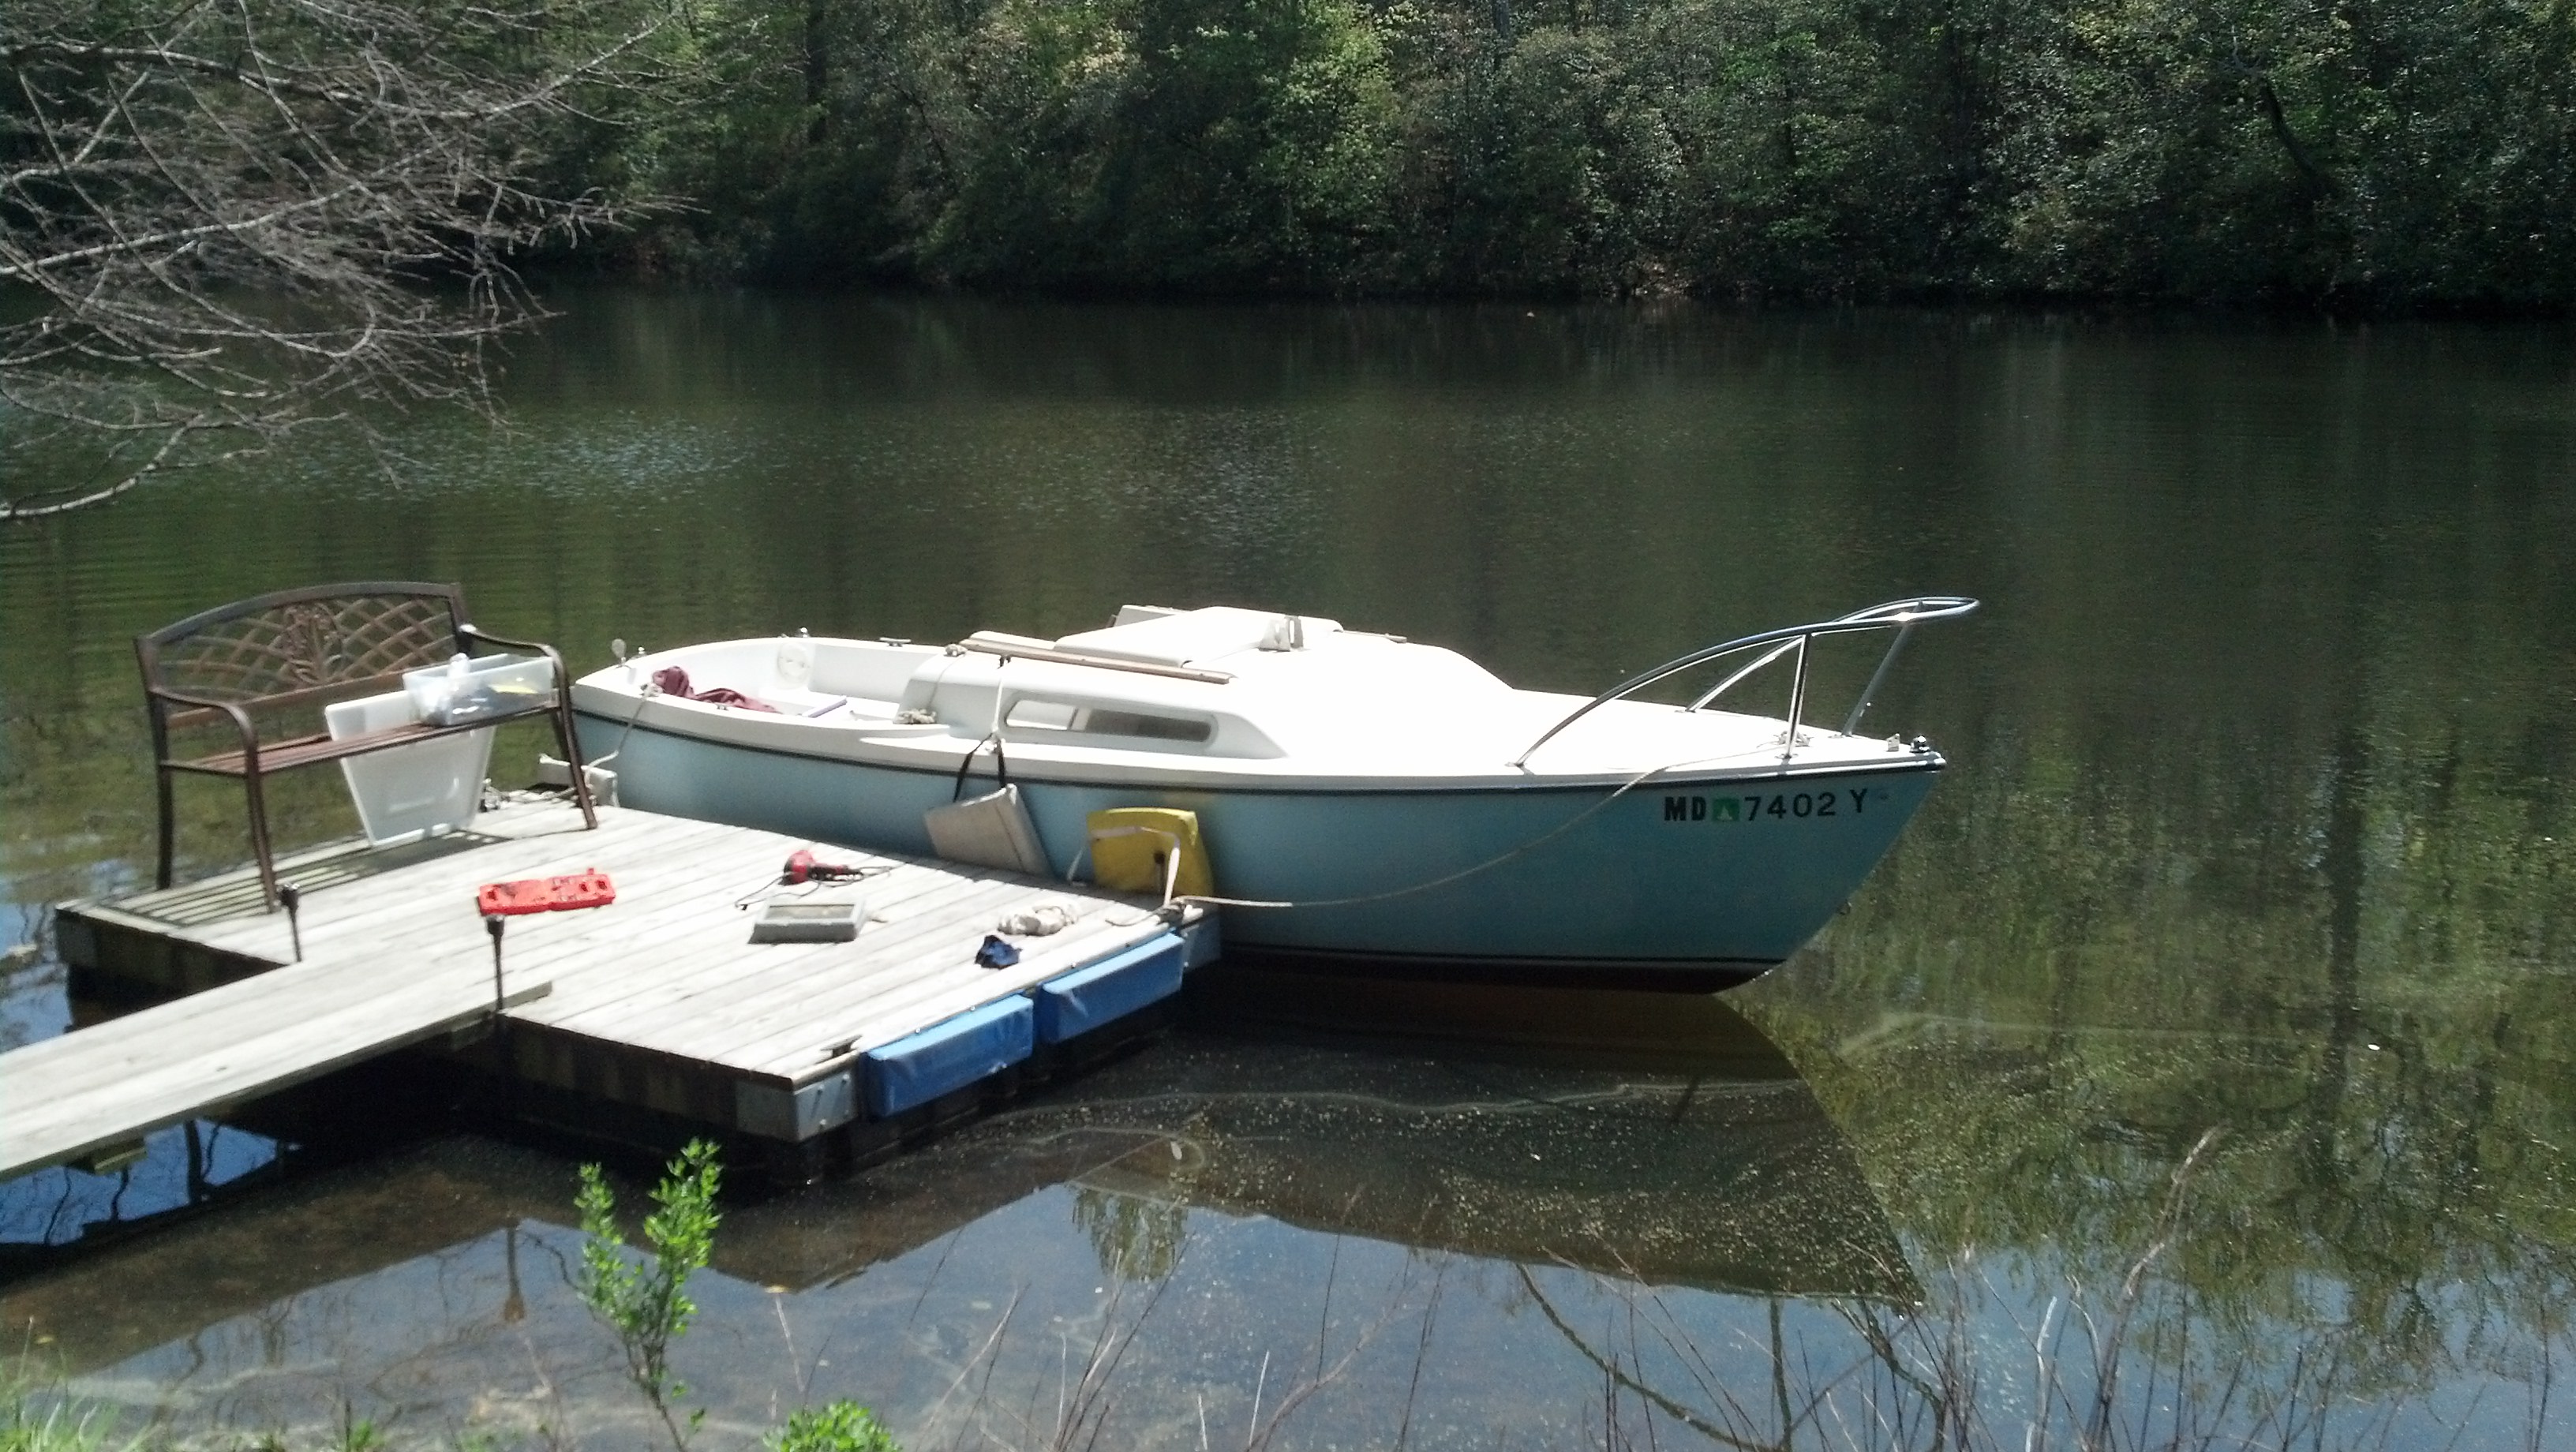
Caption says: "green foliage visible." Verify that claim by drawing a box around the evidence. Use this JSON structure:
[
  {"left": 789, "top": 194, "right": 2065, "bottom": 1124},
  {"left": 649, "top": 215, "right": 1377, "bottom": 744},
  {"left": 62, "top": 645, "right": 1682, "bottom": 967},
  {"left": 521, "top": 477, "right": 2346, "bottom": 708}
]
[
  {"left": 767, "top": 1401, "right": 899, "bottom": 1452},
  {"left": 0, "top": 1409, "right": 140, "bottom": 1450},
  {"left": 0, "top": 1406, "right": 130, "bottom": 1452},
  {"left": 571, "top": 0, "right": 2576, "bottom": 307},
  {"left": 0, "top": 1361, "right": 147, "bottom": 1452},
  {"left": 575, "top": 1140, "right": 724, "bottom": 1451}
]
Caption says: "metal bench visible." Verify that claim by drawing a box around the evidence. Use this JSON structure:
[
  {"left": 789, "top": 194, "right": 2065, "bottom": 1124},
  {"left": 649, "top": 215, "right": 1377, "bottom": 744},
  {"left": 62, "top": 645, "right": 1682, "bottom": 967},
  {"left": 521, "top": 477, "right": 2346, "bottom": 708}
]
[{"left": 138, "top": 581, "right": 597, "bottom": 908}]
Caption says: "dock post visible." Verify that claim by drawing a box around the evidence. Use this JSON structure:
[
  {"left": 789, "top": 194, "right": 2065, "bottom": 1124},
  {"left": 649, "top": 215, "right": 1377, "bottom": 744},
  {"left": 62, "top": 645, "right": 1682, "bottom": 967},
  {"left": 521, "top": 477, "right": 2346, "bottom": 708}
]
[
  {"left": 483, "top": 915, "right": 505, "bottom": 1013},
  {"left": 279, "top": 885, "right": 303, "bottom": 963},
  {"left": 484, "top": 914, "right": 515, "bottom": 1117}
]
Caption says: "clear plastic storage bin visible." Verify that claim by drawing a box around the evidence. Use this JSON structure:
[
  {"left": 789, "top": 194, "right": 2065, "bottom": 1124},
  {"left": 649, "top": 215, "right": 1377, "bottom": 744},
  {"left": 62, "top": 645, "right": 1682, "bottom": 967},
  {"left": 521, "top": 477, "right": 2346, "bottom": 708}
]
[
  {"left": 325, "top": 690, "right": 494, "bottom": 844},
  {"left": 403, "top": 653, "right": 556, "bottom": 728}
]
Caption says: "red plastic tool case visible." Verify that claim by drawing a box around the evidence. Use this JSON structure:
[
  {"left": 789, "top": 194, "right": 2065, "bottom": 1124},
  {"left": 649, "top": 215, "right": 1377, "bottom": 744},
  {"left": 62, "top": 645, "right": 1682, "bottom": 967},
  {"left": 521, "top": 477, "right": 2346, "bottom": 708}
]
[{"left": 477, "top": 870, "right": 616, "bottom": 916}]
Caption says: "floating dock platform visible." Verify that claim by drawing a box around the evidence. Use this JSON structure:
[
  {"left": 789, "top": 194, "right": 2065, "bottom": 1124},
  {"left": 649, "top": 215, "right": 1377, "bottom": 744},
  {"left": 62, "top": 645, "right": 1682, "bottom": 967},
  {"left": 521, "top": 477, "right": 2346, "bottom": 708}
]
[{"left": 11, "top": 799, "right": 1214, "bottom": 1183}]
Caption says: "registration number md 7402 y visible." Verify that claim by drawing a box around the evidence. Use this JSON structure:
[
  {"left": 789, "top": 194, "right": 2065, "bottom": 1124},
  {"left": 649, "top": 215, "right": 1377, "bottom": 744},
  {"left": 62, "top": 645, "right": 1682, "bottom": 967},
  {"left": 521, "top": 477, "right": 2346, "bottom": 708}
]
[{"left": 1662, "top": 787, "right": 1889, "bottom": 822}]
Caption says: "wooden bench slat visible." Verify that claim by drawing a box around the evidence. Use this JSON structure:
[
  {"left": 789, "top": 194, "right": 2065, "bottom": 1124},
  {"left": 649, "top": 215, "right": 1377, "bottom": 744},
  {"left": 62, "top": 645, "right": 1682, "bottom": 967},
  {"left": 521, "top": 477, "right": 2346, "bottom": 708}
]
[
  {"left": 168, "top": 703, "right": 559, "bottom": 777},
  {"left": 160, "top": 671, "right": 415, "bottom": 729}
]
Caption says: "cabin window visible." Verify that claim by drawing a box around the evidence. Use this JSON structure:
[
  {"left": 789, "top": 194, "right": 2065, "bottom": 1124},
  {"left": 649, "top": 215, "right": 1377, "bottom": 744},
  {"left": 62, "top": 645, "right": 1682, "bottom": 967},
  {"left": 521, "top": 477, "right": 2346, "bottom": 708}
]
[
  {"left": 1080, "top": 709, "right": 1211, "bottom": 743},
  {"left": 1005, "top": 697, "right": 1213, "bottom": 745},
  {"left": 1004, "top": 698, "right": 1078, "bottom": 730}
]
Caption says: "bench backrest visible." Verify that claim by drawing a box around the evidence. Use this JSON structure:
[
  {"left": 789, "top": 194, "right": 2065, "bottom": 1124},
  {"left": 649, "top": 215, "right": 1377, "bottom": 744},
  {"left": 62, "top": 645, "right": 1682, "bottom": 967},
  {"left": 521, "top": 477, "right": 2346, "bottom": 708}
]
[{"left": 138, "top": 582, "right": 469, "bottom": 720}]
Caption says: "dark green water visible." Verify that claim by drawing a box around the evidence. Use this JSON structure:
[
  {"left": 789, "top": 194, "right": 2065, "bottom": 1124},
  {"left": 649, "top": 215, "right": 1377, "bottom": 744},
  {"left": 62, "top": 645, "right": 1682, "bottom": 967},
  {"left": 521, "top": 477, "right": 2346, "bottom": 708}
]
[{"left": 2, "top": 294, "right": 2573, "bottom": 1449}]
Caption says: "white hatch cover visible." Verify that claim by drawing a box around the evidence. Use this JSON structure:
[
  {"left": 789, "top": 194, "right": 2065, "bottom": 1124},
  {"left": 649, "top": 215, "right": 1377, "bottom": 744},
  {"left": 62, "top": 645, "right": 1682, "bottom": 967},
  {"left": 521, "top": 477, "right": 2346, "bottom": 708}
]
[{"left": 1055, "top": 605, "right": 1342, "bottom": 667}]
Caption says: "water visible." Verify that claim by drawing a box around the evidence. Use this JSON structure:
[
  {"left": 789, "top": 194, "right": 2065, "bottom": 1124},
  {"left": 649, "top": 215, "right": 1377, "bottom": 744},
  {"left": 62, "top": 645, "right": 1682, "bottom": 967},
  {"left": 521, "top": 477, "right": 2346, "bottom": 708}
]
[{"left": 2, "top": 294, "right": 2573, "bottom": 1449}]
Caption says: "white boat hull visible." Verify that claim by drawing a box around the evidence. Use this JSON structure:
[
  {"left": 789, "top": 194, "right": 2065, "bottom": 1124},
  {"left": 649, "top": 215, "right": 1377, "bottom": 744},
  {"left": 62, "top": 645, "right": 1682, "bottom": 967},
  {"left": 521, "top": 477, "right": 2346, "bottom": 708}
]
[{"left": 575, "top": 712, "right": 1939, "bottom": 986}]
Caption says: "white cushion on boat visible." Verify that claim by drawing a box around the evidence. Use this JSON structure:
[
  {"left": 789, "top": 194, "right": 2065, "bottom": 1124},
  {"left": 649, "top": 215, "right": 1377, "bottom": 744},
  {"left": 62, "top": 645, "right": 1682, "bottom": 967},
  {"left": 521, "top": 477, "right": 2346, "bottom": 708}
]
[
  {"left": 924, "top": 784, "right": 1051, "bottom": 876},
  {"left": 1056, "top": 606, "right": 1342, "bottom": 667}
]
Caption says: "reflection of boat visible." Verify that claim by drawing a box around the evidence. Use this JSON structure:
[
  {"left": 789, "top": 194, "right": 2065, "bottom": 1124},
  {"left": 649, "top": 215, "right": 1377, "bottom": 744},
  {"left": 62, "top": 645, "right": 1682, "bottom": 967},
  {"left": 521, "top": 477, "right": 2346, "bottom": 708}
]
[
  {"left": 721, "top": 976, "right": 1918, "bottom": 1303},
  {"left": 574, "top": 599, "right": 1975, "bottom": 986}
]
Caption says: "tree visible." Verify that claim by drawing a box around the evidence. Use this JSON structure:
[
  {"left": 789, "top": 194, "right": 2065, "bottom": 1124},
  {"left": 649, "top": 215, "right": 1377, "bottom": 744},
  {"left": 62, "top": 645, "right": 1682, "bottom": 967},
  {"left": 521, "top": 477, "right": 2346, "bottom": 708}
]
[{"left": 0, "top": 0, "right": 668, "bottom": 520}]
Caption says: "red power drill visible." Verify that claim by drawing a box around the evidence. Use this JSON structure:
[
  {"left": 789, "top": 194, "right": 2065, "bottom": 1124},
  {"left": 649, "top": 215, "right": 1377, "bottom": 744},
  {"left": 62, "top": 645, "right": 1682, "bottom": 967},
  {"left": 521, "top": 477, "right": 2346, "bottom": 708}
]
[{"left": 780, "top": 848, "right": 863, "bottom": 885}]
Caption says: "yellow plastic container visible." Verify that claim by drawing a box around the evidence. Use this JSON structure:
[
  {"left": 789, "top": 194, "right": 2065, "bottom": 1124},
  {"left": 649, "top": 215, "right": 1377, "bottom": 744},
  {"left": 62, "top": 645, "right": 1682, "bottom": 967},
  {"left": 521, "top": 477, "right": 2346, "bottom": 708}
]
[{"left": 1087, "top": 807, "right": 1214, "bottom": 901}]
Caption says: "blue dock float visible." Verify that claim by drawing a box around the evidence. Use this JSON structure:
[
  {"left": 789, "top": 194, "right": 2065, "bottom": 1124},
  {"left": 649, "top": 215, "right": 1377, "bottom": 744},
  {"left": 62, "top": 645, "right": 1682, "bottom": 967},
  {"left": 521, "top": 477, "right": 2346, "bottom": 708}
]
[
  {"left": 858, "top": 930, "right": 1190, "bottom": 1117},
  {"left": 1035, "top": 932, "right": 1189, "bottom": 1043},
  {"left": 866, "top": 997, "right": 1035, "bottom": 1117}
]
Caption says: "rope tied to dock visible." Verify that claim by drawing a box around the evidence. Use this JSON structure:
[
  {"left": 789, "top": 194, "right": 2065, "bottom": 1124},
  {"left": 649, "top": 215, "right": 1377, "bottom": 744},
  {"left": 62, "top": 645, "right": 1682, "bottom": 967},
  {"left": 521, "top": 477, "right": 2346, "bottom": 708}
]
[
  {"left": 1155, "top": 752, "right": 1747, "bottom": 915},
  {"left": 1084, "top": 753, "right": 1750, "bottom": 926}
]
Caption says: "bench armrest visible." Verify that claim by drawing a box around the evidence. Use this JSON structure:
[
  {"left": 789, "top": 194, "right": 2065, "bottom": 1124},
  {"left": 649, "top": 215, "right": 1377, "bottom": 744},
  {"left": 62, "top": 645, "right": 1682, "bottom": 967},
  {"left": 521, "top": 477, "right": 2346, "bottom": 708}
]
[
  {"left": 458, "top": 624, "right": 573, "bottom": 704},
  {"left": 144, "top": 683, "right": 261, "bottom": 766},
  {"left": 458, "top": 623, "right": 552, "bottom": 655}
]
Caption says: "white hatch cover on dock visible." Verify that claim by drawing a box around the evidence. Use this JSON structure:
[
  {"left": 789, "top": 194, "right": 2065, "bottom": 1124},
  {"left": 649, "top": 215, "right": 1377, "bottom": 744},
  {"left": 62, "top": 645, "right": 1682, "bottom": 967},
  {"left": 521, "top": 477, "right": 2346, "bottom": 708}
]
[{"left": 10, "top": 800, "right": 1199, "bottom": 1181}]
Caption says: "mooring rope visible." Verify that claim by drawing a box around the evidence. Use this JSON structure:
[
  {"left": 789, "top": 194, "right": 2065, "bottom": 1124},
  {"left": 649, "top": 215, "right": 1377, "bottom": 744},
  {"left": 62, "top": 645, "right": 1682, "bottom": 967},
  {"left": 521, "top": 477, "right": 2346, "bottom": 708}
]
[{"left": 1156, "top": 752, "right": 1741, "bottom": 914}]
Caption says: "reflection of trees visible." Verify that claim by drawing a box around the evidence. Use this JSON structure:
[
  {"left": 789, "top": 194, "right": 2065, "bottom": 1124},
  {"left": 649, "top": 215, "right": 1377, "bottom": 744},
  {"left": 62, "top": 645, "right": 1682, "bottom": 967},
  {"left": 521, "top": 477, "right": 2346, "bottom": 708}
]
[
  {"left": 1742, "top": 414, "right": 2576, "bottom": 1416},
  {"left": 1070, "top": 1182, "right": 1190, "bottom": 1285},
  {"left": 1511, "top": 1138, "right": 2487, "bottom": 1452},
  {"left": 1515, "top": 1253, "right": 2422, "bottom": 1452}
]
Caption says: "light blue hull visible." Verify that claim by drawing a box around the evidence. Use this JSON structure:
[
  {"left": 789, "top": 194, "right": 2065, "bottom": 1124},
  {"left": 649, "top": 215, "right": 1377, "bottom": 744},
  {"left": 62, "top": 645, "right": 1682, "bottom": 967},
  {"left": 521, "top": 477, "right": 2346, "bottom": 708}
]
[{"left": 578, "top": 716, "right": 1937, "bottom": 983}]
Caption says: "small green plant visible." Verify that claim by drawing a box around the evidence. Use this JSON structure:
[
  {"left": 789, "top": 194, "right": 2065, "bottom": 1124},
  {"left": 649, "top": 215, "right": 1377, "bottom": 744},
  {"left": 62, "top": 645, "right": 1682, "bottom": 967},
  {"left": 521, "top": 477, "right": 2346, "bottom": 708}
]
[
  {"left": 575, "top": 1139, "right": 723, "bottom": 1452},
  {"left": 331, "top": 1401, "right": 383, "bottom": 1451},
  {"left": 767, "top": 1401, "right": 897, "bottom": 1452},
  {"left": 0, "top": 1372, "right": 144, "bottom": 1452}
]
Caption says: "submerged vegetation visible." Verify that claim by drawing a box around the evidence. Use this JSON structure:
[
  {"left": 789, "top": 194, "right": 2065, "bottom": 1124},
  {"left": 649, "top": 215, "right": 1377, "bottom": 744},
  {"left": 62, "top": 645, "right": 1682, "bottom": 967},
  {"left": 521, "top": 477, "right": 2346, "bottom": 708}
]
[{"left": 583, "top": 0, "right": 2576, "bottom": 309}]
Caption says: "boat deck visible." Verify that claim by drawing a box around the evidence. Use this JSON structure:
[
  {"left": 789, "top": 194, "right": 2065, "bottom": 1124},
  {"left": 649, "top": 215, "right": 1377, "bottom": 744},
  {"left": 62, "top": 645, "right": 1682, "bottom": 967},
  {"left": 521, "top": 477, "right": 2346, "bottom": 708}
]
[{"left": 21, "top": 799, "right": 1211, "bottom": 1181}]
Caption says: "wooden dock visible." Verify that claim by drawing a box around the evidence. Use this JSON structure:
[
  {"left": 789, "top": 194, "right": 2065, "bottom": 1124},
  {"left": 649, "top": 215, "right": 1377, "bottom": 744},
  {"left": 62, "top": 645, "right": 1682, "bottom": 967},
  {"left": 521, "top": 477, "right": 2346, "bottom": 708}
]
[{"left": 17, "top": 799, "right": 1214, "bottom": 1181}]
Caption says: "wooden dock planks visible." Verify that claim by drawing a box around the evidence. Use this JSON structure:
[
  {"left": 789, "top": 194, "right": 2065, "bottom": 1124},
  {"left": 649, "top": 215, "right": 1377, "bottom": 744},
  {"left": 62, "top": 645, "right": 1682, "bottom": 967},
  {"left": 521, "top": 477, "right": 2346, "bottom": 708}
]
[
  {"left": 15, "top": 799, "right": 1193, "bottom": 1181},
  {"left": 0, "top": 961, "right": 550, "bottom": 1180}
]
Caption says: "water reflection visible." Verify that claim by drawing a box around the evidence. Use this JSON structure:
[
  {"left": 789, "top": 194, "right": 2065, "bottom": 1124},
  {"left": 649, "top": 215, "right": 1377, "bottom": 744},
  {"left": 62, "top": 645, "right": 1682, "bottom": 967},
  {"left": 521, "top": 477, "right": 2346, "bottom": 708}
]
[
  {"left": 0, "top": 1120, "right": 286, "bottom": 1263},
  {"left": 0, "top": 994, "right": 1916, "bottom": 1448},
  {"left": 0, "top": 1136, "right": 549, "bottom": 1376},
  {"left": 720, "top": 975, "right": 1913, "bottom": 1304}
]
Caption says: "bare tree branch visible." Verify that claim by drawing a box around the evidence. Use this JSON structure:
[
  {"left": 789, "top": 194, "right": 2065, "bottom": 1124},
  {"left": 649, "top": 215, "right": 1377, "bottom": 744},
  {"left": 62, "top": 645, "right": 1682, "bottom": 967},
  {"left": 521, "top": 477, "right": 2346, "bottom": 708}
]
[
  {"left": 0, "top": 420, "right": 193, "bottom": 520},
  {"left": 0, "top": 0, "right": 672, "bottom": 519}
]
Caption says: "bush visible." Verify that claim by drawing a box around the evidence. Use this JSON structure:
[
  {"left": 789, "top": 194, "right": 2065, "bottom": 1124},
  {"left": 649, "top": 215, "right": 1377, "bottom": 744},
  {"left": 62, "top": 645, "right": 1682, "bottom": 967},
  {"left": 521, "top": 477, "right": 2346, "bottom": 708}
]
[
  {"left": 769, "top": 1401, "right": 900, "bottom": 1452},
  {"left": 575, "top": 1140, "right": 724, "bottom": 1450}
]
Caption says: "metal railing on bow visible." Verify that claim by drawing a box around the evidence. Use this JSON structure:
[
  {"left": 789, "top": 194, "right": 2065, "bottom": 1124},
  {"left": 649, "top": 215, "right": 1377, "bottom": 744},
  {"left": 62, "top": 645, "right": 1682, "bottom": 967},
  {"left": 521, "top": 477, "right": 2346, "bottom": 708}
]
[{"left": 1510, "top": 596, "right": 1981, "bottom": 769}]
